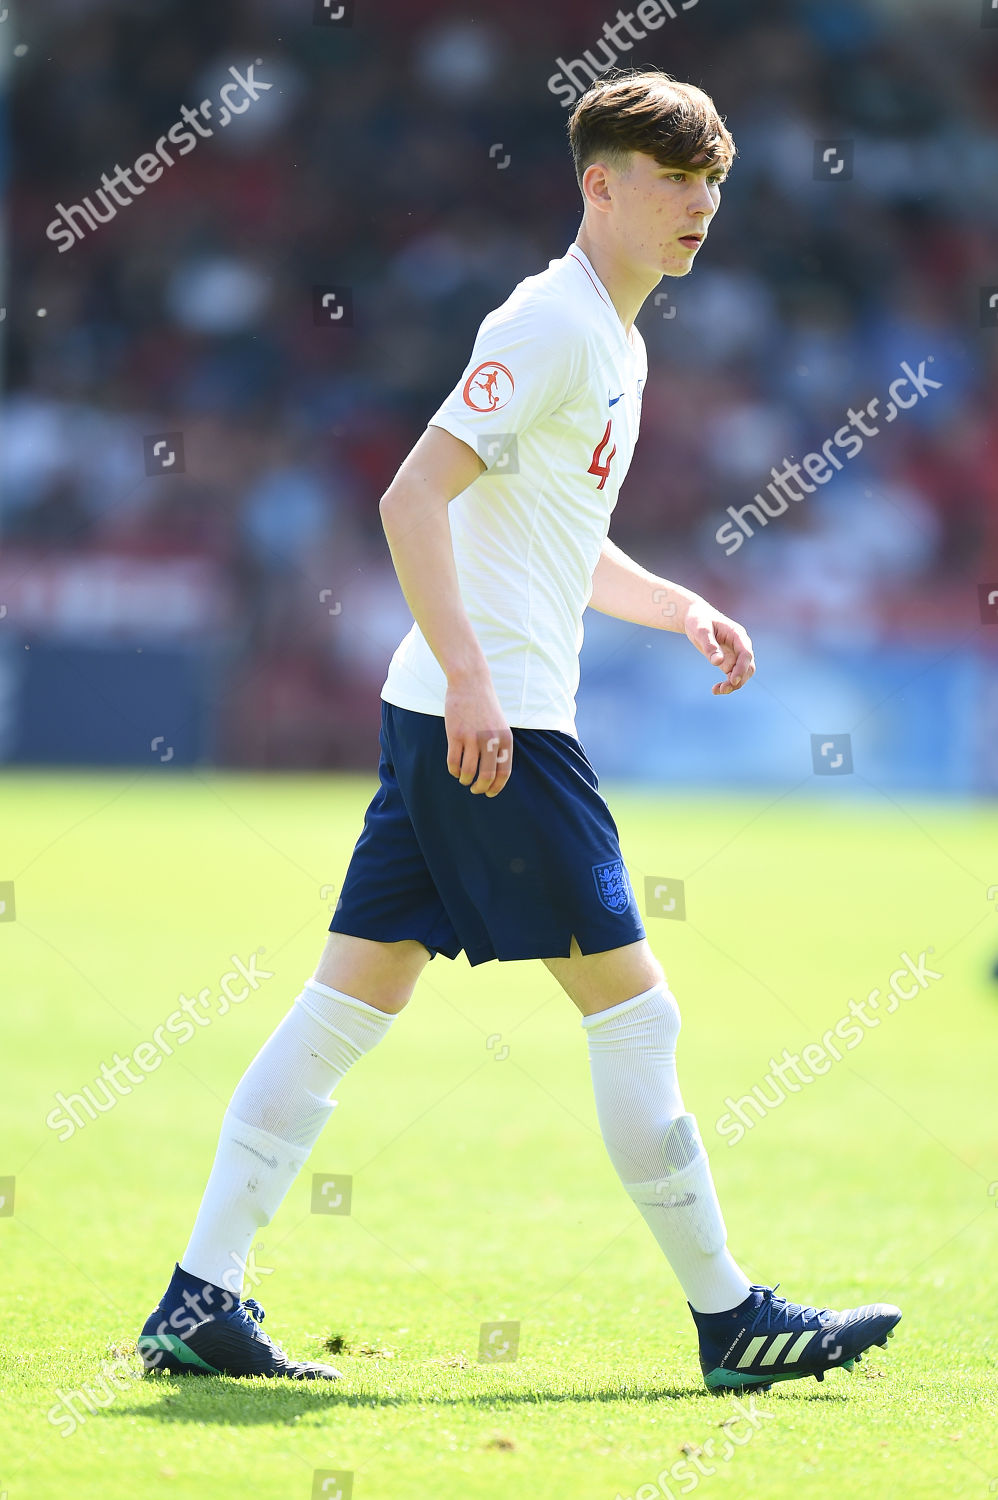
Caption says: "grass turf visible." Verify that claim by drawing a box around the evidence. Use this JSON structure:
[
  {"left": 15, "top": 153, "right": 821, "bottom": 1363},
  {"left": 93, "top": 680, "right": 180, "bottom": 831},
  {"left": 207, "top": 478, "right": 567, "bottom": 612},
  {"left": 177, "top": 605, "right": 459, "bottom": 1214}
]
[{"left": 2, "top": 768, "right": 997, "bottom": 1500}]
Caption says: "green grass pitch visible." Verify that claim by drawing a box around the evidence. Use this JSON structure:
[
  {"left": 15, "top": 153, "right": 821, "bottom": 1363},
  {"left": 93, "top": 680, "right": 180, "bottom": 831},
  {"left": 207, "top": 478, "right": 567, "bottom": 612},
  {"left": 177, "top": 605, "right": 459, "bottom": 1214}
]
[{"left": 2, "top": 769, "right": 997, "bottom": 1499}]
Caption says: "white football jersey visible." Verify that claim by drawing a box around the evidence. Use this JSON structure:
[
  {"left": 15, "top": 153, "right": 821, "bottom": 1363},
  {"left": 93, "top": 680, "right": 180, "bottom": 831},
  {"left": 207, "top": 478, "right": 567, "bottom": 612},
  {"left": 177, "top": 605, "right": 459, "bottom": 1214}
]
[{"left": 380, "top": 243, "right": 648, "bottom": 735}]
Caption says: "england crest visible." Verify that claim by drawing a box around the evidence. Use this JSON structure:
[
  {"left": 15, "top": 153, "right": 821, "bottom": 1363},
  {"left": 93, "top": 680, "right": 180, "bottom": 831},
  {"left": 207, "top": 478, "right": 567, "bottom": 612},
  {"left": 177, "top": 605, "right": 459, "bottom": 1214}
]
[{"left": 592, "top": 859, "right": 631, "bottom": 914}]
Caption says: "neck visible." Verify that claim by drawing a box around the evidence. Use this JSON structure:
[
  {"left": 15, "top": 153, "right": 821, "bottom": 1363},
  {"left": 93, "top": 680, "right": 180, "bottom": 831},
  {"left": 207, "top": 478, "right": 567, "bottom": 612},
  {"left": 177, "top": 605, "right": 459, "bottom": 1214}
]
[{"left": 573, "top": 226, "right": 662, "bottom": 337}]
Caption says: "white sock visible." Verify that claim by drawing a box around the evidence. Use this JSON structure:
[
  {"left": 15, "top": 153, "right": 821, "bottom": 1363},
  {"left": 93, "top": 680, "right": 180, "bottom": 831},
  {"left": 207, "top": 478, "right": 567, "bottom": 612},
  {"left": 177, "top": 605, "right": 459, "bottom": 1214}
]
[
  {"left": 582, "top": 983, "right": 751, "bottom": 1314},
  {"left": 181, "top": 978, "right": 395, "bottom": 1292}
]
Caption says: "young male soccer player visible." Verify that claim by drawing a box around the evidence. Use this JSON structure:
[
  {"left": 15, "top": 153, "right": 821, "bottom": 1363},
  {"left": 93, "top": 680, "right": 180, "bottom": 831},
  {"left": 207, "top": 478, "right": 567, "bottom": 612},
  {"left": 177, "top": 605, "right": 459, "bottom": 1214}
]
[{"left": 139, "top": 69, "right": 901, "bottom": 1391}]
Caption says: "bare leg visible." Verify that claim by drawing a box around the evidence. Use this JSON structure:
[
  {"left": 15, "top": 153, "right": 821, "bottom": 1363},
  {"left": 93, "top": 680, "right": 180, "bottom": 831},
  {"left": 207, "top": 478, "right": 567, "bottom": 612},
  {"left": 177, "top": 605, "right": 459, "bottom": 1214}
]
[
  {"left": 543, "top": 934, "right": 664, "bottom": 1015},
  {"left": 312, "top": 931, "right": 431, "bottom": 1013}
]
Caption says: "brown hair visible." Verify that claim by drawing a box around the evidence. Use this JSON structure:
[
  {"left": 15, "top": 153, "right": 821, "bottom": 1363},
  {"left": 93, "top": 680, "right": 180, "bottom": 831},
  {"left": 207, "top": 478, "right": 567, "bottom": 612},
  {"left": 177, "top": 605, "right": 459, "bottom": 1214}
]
[{"left": 568, "top": 68, "right": 736, "bottom": 191}]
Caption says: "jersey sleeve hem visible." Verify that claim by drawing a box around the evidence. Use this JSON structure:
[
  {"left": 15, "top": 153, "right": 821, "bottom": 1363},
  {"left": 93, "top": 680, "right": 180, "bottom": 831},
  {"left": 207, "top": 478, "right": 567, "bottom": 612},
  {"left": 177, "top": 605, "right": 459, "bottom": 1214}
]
[{"left": 426, "top": 413, "right": 486, "bottom": 459}]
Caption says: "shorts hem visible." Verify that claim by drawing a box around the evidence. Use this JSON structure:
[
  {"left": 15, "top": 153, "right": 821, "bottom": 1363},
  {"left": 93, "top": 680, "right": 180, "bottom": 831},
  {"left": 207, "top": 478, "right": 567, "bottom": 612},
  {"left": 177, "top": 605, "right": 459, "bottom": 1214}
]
[
  {"left": 468, "top": 924, "right": 646, "bottom": 966},
  {"left": 327, "top": 917, "right": 461, "bottom": 963}
]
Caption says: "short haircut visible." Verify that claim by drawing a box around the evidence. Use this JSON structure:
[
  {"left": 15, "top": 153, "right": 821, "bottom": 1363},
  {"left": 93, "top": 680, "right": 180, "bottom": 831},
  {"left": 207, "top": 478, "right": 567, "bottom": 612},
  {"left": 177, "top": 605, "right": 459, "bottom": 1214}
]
[{"left": 568, "top": 68, "right": 736, "bottom": 191}]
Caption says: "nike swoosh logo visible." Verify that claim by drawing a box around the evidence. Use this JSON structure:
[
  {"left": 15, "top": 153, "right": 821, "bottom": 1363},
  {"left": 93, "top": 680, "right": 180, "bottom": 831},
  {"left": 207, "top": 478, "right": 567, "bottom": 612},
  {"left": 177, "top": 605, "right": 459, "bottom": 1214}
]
[
  {"left": 234, "top": 1140, "right": 279, "bottom": 1169},
  {"left": 608, "top": 392, "right": 624, "bottom": 406}
]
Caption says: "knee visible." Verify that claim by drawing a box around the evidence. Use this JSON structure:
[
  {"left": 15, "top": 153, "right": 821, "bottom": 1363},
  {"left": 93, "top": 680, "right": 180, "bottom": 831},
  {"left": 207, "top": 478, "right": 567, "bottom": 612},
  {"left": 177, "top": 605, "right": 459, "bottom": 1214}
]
[
  {"left": 655, "top": 983, "right": 682, "bottom": 1047},
  {"left": 584, "top": 981, "right": 681, "bottom": 1050},
  {"left": 313, "top": 934, "right": 427, "bottom": 1014},
  {"left": 627, "top": 980, "right": 681, "bottom": 1053},
  {"left": 636, "top": 945, "right": 667, "bottom": 1003}
]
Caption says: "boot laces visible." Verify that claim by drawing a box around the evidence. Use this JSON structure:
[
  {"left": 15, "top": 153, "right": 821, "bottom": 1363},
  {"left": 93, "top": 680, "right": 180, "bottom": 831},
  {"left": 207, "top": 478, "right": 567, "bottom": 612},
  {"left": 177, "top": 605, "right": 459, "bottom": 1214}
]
[{"left": 753, "top": 1284, "right": 831, "bottom": 1332}]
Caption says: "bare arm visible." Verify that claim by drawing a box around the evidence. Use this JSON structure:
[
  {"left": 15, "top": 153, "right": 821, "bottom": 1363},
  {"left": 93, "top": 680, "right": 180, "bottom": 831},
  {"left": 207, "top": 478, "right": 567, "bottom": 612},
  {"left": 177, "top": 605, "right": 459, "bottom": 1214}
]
[
  {"left": 589, "top": 536, "right": 755, "bottom": 695},
  {"left": 379, "top": 425, "right": 514, "bottom": 795}
]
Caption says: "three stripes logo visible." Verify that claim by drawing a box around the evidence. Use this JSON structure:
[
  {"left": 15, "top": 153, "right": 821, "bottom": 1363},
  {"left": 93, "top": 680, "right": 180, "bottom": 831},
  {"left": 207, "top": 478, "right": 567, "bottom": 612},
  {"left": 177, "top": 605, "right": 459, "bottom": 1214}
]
[{"left": 729, "top": 1326, "right": 844, "bottom": 1371}]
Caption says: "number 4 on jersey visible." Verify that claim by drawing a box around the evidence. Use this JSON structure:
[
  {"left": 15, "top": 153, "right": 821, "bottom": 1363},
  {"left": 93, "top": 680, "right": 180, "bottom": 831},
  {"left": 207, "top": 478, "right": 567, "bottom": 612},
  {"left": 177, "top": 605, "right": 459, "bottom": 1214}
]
[{"left": 588, "top": 419, "right": 617, "bottom": 491}]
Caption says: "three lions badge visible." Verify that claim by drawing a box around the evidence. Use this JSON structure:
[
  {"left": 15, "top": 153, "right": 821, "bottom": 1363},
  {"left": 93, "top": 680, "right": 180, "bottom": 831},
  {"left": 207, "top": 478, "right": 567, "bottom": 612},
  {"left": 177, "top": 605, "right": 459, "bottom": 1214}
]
[{"left": 592, "top": 859, "right": 633, "bottom": 915}]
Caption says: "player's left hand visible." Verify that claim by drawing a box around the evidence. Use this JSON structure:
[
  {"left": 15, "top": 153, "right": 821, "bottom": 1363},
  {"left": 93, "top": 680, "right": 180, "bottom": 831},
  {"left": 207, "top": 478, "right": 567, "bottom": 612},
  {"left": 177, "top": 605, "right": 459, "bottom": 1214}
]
[{"left": 684, "top": 600, "right": 755, "bottom": 695}]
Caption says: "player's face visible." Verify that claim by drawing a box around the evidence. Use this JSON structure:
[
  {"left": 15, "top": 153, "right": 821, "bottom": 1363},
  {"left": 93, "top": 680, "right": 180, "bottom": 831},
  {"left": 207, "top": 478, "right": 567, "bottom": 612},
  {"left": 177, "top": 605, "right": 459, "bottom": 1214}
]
[{"left": 613, "top": 151, "right": 725, "bottom": 277}]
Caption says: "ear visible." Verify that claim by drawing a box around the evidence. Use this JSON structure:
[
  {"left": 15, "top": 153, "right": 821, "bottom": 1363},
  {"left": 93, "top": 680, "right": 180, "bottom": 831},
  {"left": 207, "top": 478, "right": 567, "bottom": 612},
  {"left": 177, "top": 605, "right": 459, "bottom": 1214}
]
[{"left": 581, "top": 160, "right": 614, "bottom": 213}]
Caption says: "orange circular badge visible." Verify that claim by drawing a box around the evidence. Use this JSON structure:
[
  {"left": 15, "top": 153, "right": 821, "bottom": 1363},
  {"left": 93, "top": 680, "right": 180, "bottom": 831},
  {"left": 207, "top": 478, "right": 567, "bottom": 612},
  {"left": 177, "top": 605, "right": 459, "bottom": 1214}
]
[{"left": 462, "top": 361, "right": 514, "bottom": 413}]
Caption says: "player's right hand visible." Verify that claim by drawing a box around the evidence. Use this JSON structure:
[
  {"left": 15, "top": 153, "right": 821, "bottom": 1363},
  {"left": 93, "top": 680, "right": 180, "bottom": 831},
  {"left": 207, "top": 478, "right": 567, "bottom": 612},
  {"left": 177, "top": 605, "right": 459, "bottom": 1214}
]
[{"left": 444, "top": 676, "right": 513, "bottom": 797}]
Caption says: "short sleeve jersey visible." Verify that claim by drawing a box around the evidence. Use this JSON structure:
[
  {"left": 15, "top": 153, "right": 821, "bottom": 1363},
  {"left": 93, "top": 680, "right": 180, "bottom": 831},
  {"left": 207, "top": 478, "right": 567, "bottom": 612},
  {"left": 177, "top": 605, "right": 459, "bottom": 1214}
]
[{"left": 380, "top": 243, "right": 648, "bottom": 736}]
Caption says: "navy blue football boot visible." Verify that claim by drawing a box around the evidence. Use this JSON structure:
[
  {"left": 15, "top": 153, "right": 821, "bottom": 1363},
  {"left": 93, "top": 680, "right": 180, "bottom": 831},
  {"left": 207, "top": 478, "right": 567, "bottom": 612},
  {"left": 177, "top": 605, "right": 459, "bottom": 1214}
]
[
  {"left": 693, "top": 1283, "right": 901, "bottom": 1392},
  {"left": 138, "top": 1264, "right": 341, "bottom": 1380}
]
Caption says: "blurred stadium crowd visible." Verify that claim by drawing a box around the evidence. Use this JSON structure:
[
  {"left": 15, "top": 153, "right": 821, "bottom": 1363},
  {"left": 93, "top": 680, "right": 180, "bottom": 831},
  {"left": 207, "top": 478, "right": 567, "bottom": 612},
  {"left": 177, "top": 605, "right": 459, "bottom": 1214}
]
[{"left": 3, "top": 0, "right": 997, "bottom": 767}]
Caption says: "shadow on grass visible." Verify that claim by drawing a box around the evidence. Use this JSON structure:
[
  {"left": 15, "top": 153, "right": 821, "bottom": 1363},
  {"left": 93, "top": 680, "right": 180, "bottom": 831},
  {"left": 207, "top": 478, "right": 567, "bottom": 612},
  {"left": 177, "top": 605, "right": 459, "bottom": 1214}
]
[{"left": 102, "top": 1376, "right": 851, "bottom": 1423}]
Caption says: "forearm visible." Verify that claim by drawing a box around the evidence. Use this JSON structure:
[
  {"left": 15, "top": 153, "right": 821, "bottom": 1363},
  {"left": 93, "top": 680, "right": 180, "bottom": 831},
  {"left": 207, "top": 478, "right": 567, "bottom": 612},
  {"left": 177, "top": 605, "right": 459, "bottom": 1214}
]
[
  {"left": 379, "top": 489, "right": 489, "bottom": 683},
  {"left": 588, "top": 537, "right": 704, "bottom": 631}
]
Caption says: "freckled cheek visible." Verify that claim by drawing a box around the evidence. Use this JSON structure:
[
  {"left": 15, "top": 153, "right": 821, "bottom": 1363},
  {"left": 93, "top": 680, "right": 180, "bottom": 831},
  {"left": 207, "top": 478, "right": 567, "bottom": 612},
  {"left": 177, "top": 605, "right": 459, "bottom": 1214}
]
[{"left": 650, "top": 207, "right": 672, "bottom": 252}]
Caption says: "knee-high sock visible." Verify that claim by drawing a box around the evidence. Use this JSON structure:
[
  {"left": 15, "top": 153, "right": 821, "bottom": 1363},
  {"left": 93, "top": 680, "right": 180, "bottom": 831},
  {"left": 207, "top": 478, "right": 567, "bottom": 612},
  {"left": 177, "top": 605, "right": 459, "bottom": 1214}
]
[
  {"left": 583, "top": 983, "right": 751, "bottom": 1314},
  {"left": 180, "top": 977, "right": 394, "bottom": 1292}
]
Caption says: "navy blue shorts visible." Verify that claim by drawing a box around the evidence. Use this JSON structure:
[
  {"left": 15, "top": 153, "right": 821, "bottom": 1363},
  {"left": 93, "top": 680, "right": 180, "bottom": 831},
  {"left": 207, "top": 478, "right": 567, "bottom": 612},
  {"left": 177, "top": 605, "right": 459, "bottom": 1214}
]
[{"left": 328, "top": 701, "right": 646, "bottom": 966}]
